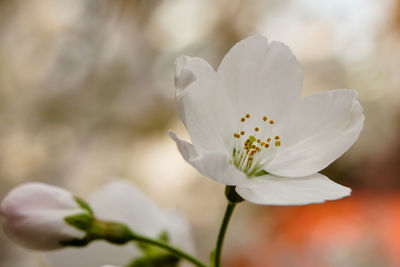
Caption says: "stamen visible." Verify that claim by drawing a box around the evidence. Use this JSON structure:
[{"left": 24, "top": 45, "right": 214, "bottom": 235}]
[{"left": 230, "top": 113, "right": 281, "bottom": 177}]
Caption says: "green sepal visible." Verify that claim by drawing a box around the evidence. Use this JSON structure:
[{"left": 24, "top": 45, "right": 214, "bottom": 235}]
[
  {"left": 60, "top": 237, "right": 91, "bottom": 247},
  {"left": 64, "top": 213, "right": 93, "bottom": 231},
  {"left": 73, "top": 196, "right": 93, "bottom": 214},
  {"left": 61, "top": 213, "right": 93, "bottom": 247},
  {"left": 62, "top": 215, "right": 134, "bottom": 247},
  {"left": 254, "top": 169, "right": 268, "bottom": 177},
  {"left": 88, "top": 220, "right": 134, "bottom": 244},
  {"left": 224, "top": 186, "right": 244, "bottom": 203}
]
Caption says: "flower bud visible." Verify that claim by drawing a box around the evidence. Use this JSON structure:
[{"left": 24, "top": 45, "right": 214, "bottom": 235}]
[{"left": 0, "top": 182, "right": 91, "bottom": 250}]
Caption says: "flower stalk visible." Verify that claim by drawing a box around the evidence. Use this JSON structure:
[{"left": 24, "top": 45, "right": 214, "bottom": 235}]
[
  {"left": 213, "top": 201, "right": 237, "bottom": 267},
  {"left": 212, "top": 186, "right": 243, "bottom": 267},
  {"left": 64, "top": 218, "right": 207, "bottom": 267},
  {"left": 133, "top": 233, "right": 207, "bottom": 267}
]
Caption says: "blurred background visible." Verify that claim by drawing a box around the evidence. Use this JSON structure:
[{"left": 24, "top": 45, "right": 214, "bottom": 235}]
[{"left": 0, "top": 0, "right": 399, "bottom": 266}]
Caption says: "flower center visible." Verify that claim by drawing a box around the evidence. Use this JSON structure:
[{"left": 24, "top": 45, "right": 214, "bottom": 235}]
[{"left": 229, "top": 113, "right": 281, "bottom": 177}]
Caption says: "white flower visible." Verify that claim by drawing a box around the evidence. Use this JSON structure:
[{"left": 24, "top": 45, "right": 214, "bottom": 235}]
[
  {"left": 0, "top": 183, "right": 89, "bottom": 250},
  {"left": 170, "top": 35, "right": 365, "bottom": 205},
  {"left": 44, "top": 180, "right": 195, "bottom": 267}
]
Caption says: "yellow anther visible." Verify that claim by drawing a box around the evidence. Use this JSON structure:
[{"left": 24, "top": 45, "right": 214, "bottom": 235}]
[
  {"left": 275, "top": 136, "right": 280, "bottom": 140},
  {"left": 263, "top": 116, "right": 268, "bottom": 121},
  {"left": 269, "top": 120, "right": 274, "bottom": 125},
  {"left": 252, "top": 144, "right": 256, "bottom": 149},
  {"left": 265, "top": 144, "right": 269, "bottom": 148},
  {"left": 241, "top": 118, "right": 245, "bottom": 122},
  {"left": 240, "top": 131, "right": 245, "bottom": 135},
  {"left": 257, "top": 139, "right": 261, "bottom": 143},
  {"left": 245, "top": 114, "right": 250, "bottom": 118},
  {"left": 254, "top": 127, "right": 259, "bottom": 132},
  {"left": 275, "top": 141, "right": 281, "bottom": 146},
  {"left": 261, "top": 142, "right": 265, "bottom": 146},
  {"left": 267, "top": 138, "right": 271, "bottom": 142}
]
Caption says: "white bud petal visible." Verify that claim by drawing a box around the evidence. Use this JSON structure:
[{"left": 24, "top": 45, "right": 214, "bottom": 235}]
[{"left": 0, "top": 182, "right": 88, "bottom": 250}]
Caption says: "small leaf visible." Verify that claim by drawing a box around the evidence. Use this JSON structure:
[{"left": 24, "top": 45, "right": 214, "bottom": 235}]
[{"left": 158, "top": 231, "right": 169, "bottom": 243}]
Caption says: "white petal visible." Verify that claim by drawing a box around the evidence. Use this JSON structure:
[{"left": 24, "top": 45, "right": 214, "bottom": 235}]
[
  {"left": 267, "top": 89, "right": 364, "bottom": 177},
  {"left": 162, "top": 210, "right": 196, "bottom": 255},
  {"left": 235, "top": 173, "right": 351, "bottom": 205},
  {"left": 2, "top": 209, "right": 86, "bottom": 250},
  {"left": 217, "top": 35, "right": 302, "bottom": 122},
  {"left": 88, "top": 180, "right": 164, "bottom": 237},
  {"left": 169, "top": 131, "right": 249, "bottom": 186},
  {"left": 89, "top": 179, "right": 195, "bottom": 249},
  {"left": 175, "top": 56, "right": 235, "bottom": 154},
  {"left": 0, "top": 182, "right": 81, "bottom": 213}
]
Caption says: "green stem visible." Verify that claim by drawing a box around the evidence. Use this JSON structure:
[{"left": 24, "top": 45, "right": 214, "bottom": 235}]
[
  {"left": 213, "top": 201, "right": 237, "bottom": 267},
  {"left": 134, "top": 234, "right": 207, "bottom": 267},
  {"left": 65, "top": 219, "right": 207, "bottom": 267}
]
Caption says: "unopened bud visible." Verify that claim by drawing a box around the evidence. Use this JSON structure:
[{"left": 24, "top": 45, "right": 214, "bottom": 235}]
[{"left": 0, "top": 183, "right": 91, "bottom": 250}]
